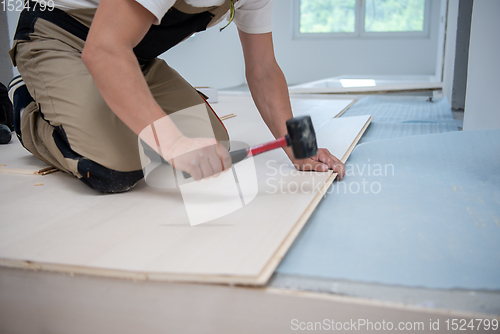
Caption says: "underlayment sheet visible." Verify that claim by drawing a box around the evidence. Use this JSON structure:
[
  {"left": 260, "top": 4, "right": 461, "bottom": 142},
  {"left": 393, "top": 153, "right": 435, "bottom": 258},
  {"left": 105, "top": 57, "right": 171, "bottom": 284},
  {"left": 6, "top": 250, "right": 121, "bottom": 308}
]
[
  {"left": 277, "top": 130, "right": 500, "bottom": 290},
  {"left": 341, "top": 96, "right": 458, "bottom": 144}
]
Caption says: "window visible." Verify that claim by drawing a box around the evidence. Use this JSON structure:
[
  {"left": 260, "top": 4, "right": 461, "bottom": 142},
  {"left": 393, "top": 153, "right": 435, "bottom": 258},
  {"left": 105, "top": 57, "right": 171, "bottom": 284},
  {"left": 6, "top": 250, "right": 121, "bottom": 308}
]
[{"left": 294, "top": 0, "right": 430, "bottom": 38}]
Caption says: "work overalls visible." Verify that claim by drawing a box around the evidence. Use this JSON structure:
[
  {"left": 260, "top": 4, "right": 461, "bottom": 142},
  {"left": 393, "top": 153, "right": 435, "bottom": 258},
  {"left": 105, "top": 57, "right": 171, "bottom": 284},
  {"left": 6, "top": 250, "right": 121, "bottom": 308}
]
[{"left": 9, "top": 0, "right": 234, "bottom": 192}]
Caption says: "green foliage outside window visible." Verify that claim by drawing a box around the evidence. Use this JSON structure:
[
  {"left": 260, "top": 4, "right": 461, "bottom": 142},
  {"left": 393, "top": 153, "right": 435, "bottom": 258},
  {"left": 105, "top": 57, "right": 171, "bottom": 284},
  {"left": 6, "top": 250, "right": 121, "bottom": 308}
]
[
  {"left": 365, "top": 0, "right": 425, "bottom": 32},
  {"left": 300, "top": 0, "right": 356, "bottom": 33},
  {"left": 299, "top": 0, "right": 425, "bottom": 34}
]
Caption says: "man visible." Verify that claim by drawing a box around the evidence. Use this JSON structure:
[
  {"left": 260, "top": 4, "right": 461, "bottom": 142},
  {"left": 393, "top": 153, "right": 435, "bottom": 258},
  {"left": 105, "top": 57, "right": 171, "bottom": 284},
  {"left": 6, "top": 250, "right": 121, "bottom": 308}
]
[{"left": 10, "top": 0, "right": 345, "bottom": 193}]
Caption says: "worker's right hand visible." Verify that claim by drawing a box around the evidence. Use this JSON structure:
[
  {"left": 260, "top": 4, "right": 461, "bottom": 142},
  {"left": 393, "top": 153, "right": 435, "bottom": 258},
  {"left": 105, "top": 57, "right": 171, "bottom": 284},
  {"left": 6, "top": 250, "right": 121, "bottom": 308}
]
[{"left": 167, "top": 137, "right": 232, "bottom": 181}]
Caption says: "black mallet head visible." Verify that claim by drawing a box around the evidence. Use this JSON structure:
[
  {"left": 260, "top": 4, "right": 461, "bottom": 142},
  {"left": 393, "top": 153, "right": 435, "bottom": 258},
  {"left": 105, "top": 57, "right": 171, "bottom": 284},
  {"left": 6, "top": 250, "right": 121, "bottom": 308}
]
[{"left": 286, "top": 116, "right": 318, "bottom": 159}]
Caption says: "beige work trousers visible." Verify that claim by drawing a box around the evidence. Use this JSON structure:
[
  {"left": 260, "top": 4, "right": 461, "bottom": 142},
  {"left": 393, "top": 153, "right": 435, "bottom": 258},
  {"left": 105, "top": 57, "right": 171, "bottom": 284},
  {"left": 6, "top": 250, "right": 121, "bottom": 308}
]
[{"left": 10, "top": 9, "right": 229, "bottom": 192}]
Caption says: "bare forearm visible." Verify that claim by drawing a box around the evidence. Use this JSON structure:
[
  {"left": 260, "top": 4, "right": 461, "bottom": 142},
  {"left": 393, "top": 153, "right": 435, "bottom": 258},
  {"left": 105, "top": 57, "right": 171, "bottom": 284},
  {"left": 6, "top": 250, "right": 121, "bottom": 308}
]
[
  {"left": 239, "top": 30, "right": 345, "bottom": 177},
  {"left": 246, "top": 57, "right": 299, "bottom": 162},
  {"left": 248, "top": 64, "right": 345, "bottom": 177},
  {"left": 246, "top": 62, "right": 293, "bottom": 140},
  {"left": 238, "top": 30, "right": 292, "bottom": 139},
  {"left": 82, "top": 0, "right": 182, "bottom": 150}
]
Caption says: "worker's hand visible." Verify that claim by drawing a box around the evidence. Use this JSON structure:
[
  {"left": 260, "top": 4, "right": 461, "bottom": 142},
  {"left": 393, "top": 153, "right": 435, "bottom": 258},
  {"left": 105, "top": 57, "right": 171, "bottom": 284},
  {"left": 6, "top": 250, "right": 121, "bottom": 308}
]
[
  {"left": 291, "top": 148, "right": 345, "bottom": 180},
  {"left": 168, "top": 137, "right": 232, "bottom": 181}
]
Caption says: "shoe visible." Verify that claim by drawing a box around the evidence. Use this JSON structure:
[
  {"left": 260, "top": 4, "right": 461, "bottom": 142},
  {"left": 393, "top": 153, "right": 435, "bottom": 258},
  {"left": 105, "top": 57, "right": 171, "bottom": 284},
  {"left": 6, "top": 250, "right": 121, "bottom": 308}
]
[{"left": 8, "top": 75, "right": 34, "bottom": 142}]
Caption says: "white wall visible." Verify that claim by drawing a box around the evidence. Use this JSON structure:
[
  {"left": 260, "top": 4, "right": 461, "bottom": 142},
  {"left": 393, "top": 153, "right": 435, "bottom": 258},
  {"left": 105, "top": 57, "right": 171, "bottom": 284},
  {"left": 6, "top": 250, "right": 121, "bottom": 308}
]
[
  {"left": 0, "top": 10, "right": 14, "bottom": 85},
  {"left": 272, "top": 0, "right": 443, "bottom": 85},
  {"left": 6, "top": 0, "right": 445, "bottom": 89},
  {"left": 6, "top": 10, "right": 21, "bottom": 78},
  {"left": 463, "top": 0, "right": 500, "bottom": 130},
  {"left": 6, "top": 9, "right": 20, "bottom": 42},
  {"left": 158, "top": 23, "right": 245, "bottom": 90}
]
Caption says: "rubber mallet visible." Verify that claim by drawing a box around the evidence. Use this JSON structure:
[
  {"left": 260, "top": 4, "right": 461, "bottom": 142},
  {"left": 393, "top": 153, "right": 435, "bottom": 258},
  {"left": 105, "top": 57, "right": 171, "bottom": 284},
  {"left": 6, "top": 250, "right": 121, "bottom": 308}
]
[{"left": 183, "top": 115, "right": 318, "bottom": 178}]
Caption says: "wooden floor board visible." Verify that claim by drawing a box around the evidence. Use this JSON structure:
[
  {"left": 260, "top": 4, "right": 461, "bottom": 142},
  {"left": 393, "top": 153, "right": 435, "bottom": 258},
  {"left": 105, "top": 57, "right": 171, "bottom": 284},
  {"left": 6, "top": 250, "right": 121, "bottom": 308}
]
[
  {"left": 0, "top": 95, "right": 369, "bottom": 285},
  {"left": 0, "top": 136, "right": 55, "bottom": 175}
]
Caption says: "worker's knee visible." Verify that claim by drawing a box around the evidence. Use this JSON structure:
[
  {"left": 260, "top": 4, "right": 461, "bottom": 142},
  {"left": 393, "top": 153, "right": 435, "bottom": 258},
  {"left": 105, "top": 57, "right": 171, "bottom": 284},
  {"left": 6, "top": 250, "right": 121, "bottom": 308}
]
[
  {"left": 77, "top": 158, "right": 144, "bottom": 193},
  {"left": 47, "top": 125, "right": 142, "bottom": 193}
]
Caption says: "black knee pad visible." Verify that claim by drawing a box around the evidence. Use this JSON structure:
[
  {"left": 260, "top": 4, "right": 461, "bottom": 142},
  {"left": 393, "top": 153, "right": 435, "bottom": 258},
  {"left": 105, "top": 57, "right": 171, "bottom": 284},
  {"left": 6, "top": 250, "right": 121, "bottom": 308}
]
[
  {"left": 51, "top": 124, "right": 143, "bottom": 193},
  {"left": 77, "top": 158, "right": 144, "bottom": 193}
]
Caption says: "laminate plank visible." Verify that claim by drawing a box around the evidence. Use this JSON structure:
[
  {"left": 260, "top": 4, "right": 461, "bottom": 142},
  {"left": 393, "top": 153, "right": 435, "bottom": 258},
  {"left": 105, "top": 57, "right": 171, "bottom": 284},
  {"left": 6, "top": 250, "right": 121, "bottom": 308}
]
[
  {"left": 0, "top": 136, "right": 52, "bottom": 174},
  {"left": 0, "top": 95, "right": 369, "bottom": 285}
]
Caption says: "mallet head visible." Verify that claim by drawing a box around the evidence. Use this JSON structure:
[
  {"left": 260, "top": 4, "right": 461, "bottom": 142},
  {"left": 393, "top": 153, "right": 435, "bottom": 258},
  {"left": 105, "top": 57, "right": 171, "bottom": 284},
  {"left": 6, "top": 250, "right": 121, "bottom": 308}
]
[{"left": 286, "top": 116, "right": 318, "bottom": 159}]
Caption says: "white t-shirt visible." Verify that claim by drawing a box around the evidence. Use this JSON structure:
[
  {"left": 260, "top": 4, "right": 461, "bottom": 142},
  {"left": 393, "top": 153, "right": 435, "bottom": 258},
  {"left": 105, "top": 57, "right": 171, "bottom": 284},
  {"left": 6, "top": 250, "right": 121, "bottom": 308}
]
[{"left": 51, "top": 0, "right": 273, "bottom": 34}]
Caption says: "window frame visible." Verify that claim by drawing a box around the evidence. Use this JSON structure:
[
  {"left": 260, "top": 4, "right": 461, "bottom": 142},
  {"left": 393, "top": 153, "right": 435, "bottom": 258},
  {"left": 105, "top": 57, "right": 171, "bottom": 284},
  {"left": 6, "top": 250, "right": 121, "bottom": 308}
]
[{"left": 292, "top": 0, "right": 432, "bottom": 40}]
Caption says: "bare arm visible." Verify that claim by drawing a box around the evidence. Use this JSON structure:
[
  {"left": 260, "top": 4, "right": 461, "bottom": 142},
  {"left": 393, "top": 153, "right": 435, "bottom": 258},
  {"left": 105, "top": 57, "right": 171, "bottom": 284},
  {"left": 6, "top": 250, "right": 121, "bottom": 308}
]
[
  {"left": 82, "top": 0, "right": 172, "bottom": 137},
  {"left": 238, "top": 30, "right": 345, "bottom": 179},
  {"left": 81, "top": 0, "right": 230, "bottom": 180}
]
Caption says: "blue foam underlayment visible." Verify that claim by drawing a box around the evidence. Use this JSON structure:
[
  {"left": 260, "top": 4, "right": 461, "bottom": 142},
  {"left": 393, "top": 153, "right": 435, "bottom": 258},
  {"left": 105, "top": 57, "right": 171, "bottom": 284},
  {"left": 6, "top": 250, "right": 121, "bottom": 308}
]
[
  {"left": 341, "top": 96, "right": 458, "bottom": 143},
  {"left": 277, "top": 130, "right": 500, "bottom": 290}
]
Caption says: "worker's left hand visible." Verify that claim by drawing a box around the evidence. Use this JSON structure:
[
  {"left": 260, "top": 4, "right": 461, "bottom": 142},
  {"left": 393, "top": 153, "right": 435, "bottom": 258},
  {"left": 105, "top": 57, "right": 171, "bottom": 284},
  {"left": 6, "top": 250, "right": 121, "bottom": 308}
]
[{"left": 291, "top": 148, "right": 345, "bottom": 180}]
